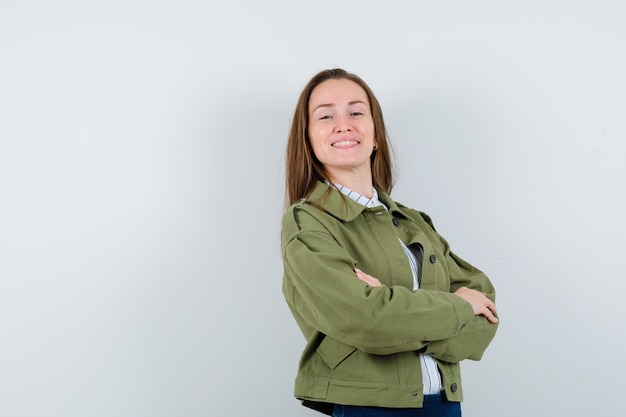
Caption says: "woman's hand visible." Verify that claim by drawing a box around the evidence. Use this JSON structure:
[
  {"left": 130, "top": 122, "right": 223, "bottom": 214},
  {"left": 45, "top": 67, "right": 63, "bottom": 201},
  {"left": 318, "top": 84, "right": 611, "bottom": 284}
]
[
  {"left": 354, "top": 270, "right": 498, "bottom": 323},
  {"left": 454, "top": 287, "right": 499, "bottom": 323},
  {"left": 354, "top": 268, "right": 382, "bottom": 287}
]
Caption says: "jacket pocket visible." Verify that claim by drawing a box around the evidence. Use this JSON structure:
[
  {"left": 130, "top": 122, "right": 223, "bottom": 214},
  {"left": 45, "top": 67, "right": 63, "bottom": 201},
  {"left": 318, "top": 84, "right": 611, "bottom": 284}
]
[{"left": 316, "top": 336, "right": 357, "bottom": 369}]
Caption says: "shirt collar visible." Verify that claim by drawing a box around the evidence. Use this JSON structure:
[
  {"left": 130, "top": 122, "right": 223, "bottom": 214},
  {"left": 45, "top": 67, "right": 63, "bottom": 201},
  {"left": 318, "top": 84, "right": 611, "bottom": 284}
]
[
  {"left": 305, "top": 181, "right": 413, "bottom": 222},
  {"left": 328, "top": 182, "right": 385, "bottom": 209}
]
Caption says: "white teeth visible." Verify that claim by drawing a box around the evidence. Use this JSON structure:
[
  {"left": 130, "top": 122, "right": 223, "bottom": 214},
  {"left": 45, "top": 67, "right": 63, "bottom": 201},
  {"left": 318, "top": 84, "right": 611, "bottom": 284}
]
[{"left": 332, "top": 140, "right": 359, "bottom": 147}]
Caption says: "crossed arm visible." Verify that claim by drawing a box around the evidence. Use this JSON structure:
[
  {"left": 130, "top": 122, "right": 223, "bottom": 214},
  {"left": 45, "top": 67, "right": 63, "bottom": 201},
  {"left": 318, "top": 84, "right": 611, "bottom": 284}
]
[{"left": 354, "top": 268, "right": 498, "bottom": 324}]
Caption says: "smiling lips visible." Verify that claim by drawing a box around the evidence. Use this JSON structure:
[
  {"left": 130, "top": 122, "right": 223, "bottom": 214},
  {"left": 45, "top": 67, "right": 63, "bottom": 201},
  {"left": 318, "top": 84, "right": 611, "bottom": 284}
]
[{"left": 332, "top": 140, "right": 360, "bottom": 147}]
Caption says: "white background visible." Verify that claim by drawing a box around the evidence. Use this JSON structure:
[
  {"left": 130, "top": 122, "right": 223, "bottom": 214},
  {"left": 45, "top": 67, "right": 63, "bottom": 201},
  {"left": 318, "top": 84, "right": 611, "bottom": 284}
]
[{"left": 1, "top": 1, "right": 625, "bottom": 416}]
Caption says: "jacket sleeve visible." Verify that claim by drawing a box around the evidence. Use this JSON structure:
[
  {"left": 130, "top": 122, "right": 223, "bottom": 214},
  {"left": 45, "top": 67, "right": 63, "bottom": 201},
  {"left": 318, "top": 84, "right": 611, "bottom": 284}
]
[
  {"left": 281, "top": 206, "right": 476, "bottom": 356},
  {"left": 417, "top": 213, "right": 499, "bottom": 362}
]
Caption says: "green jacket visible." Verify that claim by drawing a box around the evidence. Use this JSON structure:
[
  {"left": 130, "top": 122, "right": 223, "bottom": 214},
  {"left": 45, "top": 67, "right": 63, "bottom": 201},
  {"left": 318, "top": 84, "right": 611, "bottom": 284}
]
[{"left": 281, "top": 182, "right": 498, "bottom": 415}]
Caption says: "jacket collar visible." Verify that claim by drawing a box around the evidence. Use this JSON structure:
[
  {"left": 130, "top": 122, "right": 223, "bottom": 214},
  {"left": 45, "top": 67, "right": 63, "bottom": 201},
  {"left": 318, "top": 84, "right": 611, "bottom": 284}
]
[{"left": 305, "top": 181, "right": 414, "bottom": 222}]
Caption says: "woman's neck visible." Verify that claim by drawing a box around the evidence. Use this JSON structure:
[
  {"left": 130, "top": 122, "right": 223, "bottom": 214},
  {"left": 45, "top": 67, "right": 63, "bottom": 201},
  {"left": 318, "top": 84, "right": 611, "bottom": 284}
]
[{"left": 328, "top": 170, "right": 374, "bottom": 198}]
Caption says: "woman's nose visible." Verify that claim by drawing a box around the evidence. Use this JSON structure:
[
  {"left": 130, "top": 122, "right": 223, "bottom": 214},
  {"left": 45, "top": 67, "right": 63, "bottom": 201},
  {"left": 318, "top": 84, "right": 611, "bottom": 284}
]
[{"left": 335, "top": 115, "right": 351, "bottom": 132}]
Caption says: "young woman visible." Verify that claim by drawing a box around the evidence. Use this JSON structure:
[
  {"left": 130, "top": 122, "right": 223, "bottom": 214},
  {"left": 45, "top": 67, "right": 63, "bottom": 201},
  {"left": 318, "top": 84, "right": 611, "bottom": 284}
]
[{"left": 281, "top": 68, "right": 498, "bottom": 417}]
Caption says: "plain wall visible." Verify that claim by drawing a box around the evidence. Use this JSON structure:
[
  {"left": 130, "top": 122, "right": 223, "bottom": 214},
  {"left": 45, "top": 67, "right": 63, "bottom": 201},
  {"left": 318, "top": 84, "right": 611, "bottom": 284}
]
[{"left": 1, "top": 1, "right": 625, "bottom": 416}]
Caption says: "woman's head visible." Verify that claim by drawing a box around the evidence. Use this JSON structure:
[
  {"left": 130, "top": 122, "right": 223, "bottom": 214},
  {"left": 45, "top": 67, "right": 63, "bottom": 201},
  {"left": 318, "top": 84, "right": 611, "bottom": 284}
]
[{"left": 285, "top": 68, "right": 394, "bottom": 205}]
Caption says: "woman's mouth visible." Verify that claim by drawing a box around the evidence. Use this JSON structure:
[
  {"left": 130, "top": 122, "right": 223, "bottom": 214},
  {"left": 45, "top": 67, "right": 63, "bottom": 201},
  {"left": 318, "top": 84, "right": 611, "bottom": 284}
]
[{"left": 332, "top": 140, "right": 360, "bottom": 147}]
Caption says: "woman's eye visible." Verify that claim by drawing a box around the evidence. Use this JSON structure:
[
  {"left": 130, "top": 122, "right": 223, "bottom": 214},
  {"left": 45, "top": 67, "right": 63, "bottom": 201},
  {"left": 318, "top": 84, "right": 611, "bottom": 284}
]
[
  {"left": 319, "top": 115, "right": 332, "bottom": 120},
  {"left": 351, "top": 112, "right": 363, "bottom": 116}
]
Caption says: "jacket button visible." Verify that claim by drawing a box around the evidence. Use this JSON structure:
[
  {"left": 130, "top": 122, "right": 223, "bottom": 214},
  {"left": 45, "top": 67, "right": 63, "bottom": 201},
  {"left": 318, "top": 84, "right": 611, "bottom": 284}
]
[
  {"left": 429, "top": 254, "right": 437, "bottom": 263},
  {"left": 450, "top": 383, "right": 458, "bottom": 392},
  {"left": 392, "top": 218, "right": 400, "bottom": 226}
]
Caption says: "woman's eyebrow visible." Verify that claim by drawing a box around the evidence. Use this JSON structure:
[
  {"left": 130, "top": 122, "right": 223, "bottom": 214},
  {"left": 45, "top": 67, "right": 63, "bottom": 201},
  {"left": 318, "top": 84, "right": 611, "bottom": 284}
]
[
  {"left": 311, "top": 100, "right": 367, "bottom": 113},
  {"left": 311, "top": 103, "right": 334, "bottom": 113}
]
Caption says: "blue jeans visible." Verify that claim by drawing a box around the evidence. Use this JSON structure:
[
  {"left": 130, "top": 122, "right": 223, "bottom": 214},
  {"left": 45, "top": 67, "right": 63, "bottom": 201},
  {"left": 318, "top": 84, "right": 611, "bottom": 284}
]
[{"left": 332, "top": 393, "right": 461, "bottom": 417}]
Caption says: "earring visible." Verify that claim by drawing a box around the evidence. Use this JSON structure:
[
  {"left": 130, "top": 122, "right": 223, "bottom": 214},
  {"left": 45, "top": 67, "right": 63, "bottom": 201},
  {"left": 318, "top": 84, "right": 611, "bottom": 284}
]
[{"left": 373, "top": 144, "right": 378, "bottom": 151}]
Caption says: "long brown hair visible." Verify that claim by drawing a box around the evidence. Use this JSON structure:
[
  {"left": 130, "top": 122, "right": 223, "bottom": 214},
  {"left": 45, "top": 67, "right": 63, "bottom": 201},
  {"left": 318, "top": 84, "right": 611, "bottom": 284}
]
[{"left": 285, "top": 68, "right": 395, "bottom": 206}]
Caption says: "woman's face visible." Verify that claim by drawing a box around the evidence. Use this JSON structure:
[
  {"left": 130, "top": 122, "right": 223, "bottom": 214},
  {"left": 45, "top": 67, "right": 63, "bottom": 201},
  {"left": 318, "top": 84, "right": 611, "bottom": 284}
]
[{"left": 307, "top": 78, "right": 376, "bottom": 181}]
